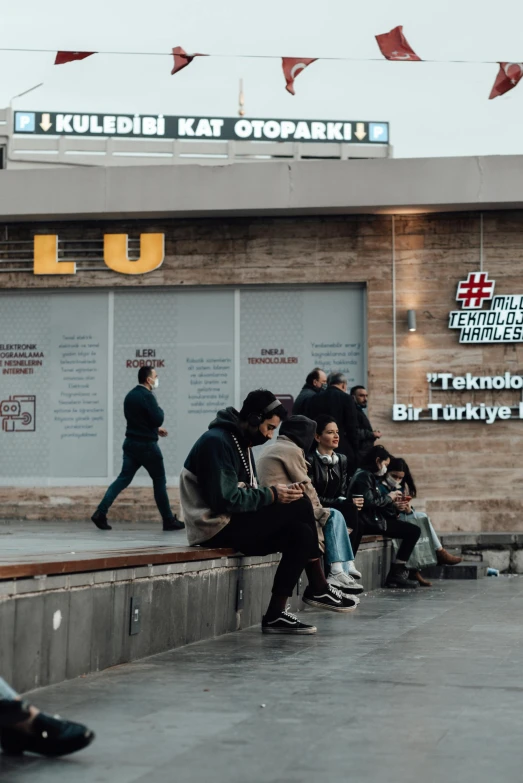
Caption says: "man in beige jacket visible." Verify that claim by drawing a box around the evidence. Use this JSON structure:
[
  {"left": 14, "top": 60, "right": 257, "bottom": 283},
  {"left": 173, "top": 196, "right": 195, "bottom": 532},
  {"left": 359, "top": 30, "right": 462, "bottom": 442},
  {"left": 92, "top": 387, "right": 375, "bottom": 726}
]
[{"left": 257, "top": 416, "right": 363, "bottom": 600}]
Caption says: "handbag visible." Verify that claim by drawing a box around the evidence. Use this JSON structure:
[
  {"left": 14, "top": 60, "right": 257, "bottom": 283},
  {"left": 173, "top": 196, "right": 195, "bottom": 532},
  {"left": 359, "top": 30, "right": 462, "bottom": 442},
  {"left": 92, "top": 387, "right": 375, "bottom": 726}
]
[{"left": 392, "top": 511, "right": 438, "bottom": 570}]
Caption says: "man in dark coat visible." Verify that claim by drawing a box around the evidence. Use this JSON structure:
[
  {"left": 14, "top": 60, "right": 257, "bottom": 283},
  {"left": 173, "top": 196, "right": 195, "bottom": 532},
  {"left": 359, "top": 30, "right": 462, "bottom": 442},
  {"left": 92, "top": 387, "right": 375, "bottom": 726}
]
[
  {"left": 351, "top": 385, "right": 381, "bottom": 459},
  {"left": 91, "top": 365, "right": 184, "bottom": 532},
  {"left": 292, "top": 367, "right": 327, "bottom": 416},
  {"left": 308, "top": 373, "right": 359, "bottom": 476}
]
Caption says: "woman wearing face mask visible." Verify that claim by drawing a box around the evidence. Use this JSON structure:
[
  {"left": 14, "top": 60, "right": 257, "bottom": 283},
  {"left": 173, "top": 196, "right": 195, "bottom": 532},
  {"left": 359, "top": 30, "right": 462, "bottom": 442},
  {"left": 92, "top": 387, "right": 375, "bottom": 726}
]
[
  {"left": 380, "top": 457, "right": 462, "bottom": 586},
  {"left": 308, "top": 415, "right": 364, "bottom": 580},
  {"left": 348, "top": 445, "right": 422, "bottom": 588}
]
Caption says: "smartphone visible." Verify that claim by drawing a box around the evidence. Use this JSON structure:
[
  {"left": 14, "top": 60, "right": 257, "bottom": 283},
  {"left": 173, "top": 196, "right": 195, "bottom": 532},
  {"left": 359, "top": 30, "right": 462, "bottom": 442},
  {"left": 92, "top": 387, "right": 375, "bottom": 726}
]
[{"left": 402, "top": 495, "right": 412, "bottom": 502}]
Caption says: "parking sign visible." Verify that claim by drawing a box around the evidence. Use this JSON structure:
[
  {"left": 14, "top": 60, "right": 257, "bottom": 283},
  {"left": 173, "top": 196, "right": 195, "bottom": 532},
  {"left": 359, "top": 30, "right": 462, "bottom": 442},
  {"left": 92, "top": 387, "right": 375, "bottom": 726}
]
[{"left": 15, "top": 112, "right": 36, "bottom": 132}]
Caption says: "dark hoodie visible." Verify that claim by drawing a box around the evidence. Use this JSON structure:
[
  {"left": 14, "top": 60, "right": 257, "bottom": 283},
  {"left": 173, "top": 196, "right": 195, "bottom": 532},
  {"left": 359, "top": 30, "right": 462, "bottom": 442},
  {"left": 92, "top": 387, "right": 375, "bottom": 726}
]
[
  {"left": 279, "top": 416, "right": 317, "bottom": 455},
  {"left": 180, "top": 407, "right": 274, "bottom": 544}
]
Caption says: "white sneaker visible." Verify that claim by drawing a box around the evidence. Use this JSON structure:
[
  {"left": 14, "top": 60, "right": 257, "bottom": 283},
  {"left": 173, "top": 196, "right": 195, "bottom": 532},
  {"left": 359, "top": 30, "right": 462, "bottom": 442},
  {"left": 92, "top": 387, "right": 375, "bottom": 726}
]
[
  {"left": 348, "top": 561, "right": 362, "bottom": 580},
  {"left": 327, "top": 572, "right": 364, "bottom": 595}
]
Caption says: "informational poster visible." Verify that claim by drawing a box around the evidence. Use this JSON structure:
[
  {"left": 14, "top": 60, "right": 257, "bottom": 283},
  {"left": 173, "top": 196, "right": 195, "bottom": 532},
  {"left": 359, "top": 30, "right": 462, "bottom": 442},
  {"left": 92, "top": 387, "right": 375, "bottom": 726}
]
[
  {"left": 0, "top": 293, "right": 51, "bottom": 478},
  {"left": 0, "top": 292, "right": 108, "bottom": 479},
  {"left": 113, "top": 290, "right": 234, "bottom": 478},
  {"left": 48, "top": 295, "right": 108, "bottom": 477},
  {"left": 240, "top": 287, "right": 365, "bottom": 407},
  {"left": 0, "top": 285, "right": 363, "bottom": 482}
]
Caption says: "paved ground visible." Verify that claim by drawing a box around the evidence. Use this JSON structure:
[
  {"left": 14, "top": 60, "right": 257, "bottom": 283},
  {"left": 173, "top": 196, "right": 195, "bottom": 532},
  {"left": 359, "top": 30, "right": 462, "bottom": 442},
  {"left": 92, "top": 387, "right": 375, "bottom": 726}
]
[{"left": 2, "top": 576, "right": 523, "bottom": 783}]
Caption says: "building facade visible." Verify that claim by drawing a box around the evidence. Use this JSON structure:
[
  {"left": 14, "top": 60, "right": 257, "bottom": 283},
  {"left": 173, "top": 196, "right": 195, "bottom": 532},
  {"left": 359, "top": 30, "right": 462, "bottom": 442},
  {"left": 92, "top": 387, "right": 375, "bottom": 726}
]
[{"left": 0, "top": 157, "right": 522, "bottom": 531}]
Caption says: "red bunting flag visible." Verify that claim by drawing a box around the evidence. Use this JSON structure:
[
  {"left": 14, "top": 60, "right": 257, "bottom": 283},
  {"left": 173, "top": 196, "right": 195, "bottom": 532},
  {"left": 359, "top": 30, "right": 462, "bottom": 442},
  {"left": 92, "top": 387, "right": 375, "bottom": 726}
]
[
  {"left": 54, "top": 51, "right": 96, "bottom": 65},
  {"left": 282, "top": 57, "right": 317, "bottom": 95},
  {"left": 489, "top": 62, "right": 523, "bottom": 99},
  {"left": 171, "top": 46, "right": 206, "bottom": 75},
  {"left": 375, "top": 26, "right": 421, "bottom": 61}
]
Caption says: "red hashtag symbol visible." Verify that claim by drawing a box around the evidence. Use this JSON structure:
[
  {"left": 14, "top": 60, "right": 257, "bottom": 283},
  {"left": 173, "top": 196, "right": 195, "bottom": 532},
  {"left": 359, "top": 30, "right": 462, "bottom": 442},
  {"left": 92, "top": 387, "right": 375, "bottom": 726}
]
[{"left": 456, "top": 272, "right": 495, "bottom": 309}]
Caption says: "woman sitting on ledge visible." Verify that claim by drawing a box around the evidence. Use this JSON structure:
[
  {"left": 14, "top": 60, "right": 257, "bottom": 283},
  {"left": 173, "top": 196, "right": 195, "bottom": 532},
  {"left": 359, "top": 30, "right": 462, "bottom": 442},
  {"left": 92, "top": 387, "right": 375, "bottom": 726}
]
[
  {"left": 308, "top": 415, "right": 364, "bottom": 580},
  {"left": 380, "top": 457, "right": 462, "bottom": 587},
  {"left": 348, "top": 445, "right": 421, "bottom": 589}
]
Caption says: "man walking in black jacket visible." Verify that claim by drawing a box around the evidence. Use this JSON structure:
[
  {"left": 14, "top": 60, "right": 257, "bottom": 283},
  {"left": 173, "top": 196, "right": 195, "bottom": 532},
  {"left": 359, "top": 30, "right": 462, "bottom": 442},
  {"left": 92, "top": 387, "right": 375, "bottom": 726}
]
[
  {"left": 308, "top": 372, "right": 359, "bottom": 477},
  {"left": 91, "top": 366, "right": 183, "bottom": 531}
]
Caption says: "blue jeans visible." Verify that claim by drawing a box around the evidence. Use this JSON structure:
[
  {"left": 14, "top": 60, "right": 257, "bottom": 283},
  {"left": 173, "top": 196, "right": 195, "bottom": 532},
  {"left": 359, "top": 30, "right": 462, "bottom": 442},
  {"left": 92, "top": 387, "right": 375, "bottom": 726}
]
[
  {"left": 323, "top": 508, "right": 355, "bottom": 572},
  {"left": 0, "top": 678, "right": 17, "bottom": 701},
  {"left": 97, "top": 438, "right": 174, "bottom": 522}
]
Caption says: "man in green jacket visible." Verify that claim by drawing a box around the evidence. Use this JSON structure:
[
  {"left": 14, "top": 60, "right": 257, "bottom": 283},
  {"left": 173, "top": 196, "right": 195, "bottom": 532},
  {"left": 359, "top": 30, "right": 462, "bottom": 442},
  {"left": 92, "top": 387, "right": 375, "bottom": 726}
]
[{"left": 180, "top": 389, "right": 355, "bottom": 635}]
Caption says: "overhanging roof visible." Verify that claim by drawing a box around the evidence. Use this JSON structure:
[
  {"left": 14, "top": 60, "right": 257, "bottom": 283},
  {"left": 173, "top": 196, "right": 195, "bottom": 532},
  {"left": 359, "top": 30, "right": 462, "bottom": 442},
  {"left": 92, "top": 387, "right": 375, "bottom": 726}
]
[{"left": 0, "top": 155, "right": 522, "bottom": 222}]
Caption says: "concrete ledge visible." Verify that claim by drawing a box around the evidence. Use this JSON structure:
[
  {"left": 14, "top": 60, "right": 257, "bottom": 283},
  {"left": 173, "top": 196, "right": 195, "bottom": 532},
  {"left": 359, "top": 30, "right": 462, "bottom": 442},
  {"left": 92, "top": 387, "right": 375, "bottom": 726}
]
[
  {"left": 0, "top": 536, "right": 391, "bottom": 692},
  {"left": 438, "top": 532, "right": 523, "bottom": 573},
  {"left": 0, "top": 543, "right": 237, "bottom": 580}
]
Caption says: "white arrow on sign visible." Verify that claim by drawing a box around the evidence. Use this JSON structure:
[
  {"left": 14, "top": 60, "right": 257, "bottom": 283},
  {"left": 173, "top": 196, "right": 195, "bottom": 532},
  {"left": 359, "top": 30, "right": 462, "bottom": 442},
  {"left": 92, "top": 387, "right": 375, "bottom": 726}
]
[
  {"left": 354, "top": 122, "right": 367, "bottom": 141},
  {"left": 40, "top": 113, "right": 53, "bottom": 132}
]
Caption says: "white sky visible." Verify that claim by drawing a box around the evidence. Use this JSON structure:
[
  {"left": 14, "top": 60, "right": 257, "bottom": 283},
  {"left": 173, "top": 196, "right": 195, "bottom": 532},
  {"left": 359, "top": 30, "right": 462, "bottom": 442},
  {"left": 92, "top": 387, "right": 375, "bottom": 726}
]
[{"left": 1, "top": 0, "right": 523, "bottom": 158}]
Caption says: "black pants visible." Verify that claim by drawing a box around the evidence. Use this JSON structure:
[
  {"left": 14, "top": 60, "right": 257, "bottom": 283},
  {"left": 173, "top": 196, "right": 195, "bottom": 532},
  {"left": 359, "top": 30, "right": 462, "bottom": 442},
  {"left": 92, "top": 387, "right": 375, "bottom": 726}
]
[
  {"left": 206, "top": 496, "right": 320, "bottom": 597},
  {"left": 351, "top": 516, "right": 421, "bottom": 563},
  {"left": 97, "top": 438, "right": 174, "bottom": 522},
  {"left": 326, "top": 498, "right": 361, "bottom": 555}
]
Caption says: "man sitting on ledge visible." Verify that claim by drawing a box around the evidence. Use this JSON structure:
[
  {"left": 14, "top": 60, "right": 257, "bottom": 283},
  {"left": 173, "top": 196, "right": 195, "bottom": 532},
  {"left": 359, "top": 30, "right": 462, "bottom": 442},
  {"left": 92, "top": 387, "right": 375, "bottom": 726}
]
[{"left": 180, "top": 389, "right": 355, "bottom": 636}]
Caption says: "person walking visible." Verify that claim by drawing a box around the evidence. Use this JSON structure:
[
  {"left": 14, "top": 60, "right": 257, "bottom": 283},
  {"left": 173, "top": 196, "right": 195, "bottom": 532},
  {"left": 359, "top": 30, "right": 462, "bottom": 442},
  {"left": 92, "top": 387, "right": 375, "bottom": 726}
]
[{"left": 91, "top": 366, "right": 184, "bottom": 532}]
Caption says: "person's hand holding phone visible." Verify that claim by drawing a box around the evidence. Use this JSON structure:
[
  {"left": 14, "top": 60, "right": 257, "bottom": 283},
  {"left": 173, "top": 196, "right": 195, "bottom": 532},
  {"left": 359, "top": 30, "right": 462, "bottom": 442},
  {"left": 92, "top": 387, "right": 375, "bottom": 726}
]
[
  {"left": 389, "top": 490, "right": 403, "bottom": 502},
  {"left": 394, "top": 494, "right": 412, "bottom": 511},
  {"left": 352, "top": 494, "right": 364, "bottom": 510}
]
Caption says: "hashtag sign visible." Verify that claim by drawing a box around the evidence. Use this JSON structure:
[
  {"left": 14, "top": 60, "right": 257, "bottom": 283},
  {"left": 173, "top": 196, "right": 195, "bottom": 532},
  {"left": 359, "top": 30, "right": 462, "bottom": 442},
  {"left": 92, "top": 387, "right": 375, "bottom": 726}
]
[{"left": 456, "top": 272, "right": 495, "bottom": 309}]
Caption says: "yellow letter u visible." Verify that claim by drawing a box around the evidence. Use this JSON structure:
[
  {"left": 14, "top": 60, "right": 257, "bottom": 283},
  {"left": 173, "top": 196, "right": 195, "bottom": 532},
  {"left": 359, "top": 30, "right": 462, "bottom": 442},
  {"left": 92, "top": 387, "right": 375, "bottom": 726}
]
[{"left": 104, "top": 234, "right": 164, "bottom": 275}]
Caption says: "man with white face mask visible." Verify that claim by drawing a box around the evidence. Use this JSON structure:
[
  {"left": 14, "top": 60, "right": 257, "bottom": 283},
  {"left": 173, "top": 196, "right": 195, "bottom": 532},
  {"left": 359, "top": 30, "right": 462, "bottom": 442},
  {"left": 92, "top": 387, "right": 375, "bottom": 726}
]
[{"left": 92, "top": 366, "right": 183, "bottom": 532}]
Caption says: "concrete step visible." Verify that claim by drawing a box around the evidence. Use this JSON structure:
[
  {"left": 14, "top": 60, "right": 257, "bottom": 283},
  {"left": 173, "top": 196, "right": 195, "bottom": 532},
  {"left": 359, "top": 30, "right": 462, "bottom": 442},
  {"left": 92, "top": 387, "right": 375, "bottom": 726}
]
[{"left": 423, "top": 562, "right": 488, "bottom": 580}]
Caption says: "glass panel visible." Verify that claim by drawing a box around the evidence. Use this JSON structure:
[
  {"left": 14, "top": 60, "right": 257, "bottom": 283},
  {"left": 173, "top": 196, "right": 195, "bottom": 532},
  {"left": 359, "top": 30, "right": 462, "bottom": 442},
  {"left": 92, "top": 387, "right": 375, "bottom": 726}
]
[
  {"left": 113, "top": 290, "right": 235, "bottom": 477},
  {"left": 0, "top": 292, "right": 109, "bottom": 478}
]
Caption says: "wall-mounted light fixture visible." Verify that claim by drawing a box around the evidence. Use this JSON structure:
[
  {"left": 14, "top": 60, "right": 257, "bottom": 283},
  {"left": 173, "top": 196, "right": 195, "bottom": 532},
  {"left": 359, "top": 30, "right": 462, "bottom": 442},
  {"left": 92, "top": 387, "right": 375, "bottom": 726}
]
[{"left": 407, "top": 310, "right": 417, "bottom": 332}]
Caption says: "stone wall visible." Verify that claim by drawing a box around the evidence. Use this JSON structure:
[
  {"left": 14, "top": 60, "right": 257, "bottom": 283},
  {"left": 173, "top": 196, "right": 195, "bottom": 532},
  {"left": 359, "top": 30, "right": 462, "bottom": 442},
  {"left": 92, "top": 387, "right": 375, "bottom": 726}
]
[{"left": 1, "top": 211, "right": 522, "bottom": 531}]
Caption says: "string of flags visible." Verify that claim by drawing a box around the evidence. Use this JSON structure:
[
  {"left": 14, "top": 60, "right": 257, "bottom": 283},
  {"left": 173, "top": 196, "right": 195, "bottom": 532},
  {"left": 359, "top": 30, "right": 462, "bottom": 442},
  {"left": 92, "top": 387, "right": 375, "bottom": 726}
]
[{"left": 34, "top": 26, "right": 523, "bottom": 100}]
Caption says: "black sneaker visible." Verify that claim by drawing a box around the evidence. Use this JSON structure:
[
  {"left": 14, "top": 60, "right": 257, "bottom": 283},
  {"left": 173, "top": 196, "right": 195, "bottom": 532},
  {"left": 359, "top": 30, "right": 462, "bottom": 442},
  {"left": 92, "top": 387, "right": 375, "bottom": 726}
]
[
  {"left": 302, "top": 584, "right": 358, "bottom": 613},
  {"left": 0, "top": 713, "right": 95, "bottom": 757},
  {"left": 262, "top": 610, "right": 317, "bottom": 635},
  {"left": 91, "top": 510, "right": 111, "bottom": 530},
  {"left": 163, "top": 516, "right": 185, "bottom": 531},
  {"left": 385, "top": 564, "right": 419, "bottom": 589}
]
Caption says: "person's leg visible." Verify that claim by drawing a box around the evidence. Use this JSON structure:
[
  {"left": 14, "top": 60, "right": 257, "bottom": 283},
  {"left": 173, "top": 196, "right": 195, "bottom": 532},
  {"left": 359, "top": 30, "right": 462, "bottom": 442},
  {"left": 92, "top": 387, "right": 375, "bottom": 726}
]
[
  {"left": 323, "top": 509, "right": 364, "bottom": 594},
  {"left": 0, "top": 679, "right": 95, "bottom": 756},
  {"left": 223, "top": 497, "right": 321, "bottom": 598},
  {"left": 141, "top": 443, "right": 180, "bottom": 527},
  {"left": 330, "top": 499, "right": 363, "bottom": 577},
  {"left": 96, "top": 441, "right": 140, "bottom": 515},
  {"left": 383, "top": 517, "right": 421, "bottom": 588},
  {"left": 427, "top": 519, "right": 443, "bottom": 551},
  {"left": 0, "top": 679, "right": 18, "bottom": 701},
  {"left": 323, "top": 509, "right": 355, "bottom": 571},
  {"left": 384, "top": 517, "right": 421, "bottom": 563}
]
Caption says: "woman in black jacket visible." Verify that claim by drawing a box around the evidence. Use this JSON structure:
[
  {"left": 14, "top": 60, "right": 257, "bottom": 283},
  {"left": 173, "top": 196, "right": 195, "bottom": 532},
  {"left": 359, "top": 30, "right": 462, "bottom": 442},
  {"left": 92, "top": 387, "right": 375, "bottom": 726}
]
[
  {"left": 348, "top": 445, "right": 422, "bottom": 589},
  {"left": 308, "top": 415, "right": 364, "bottom": 579}
]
